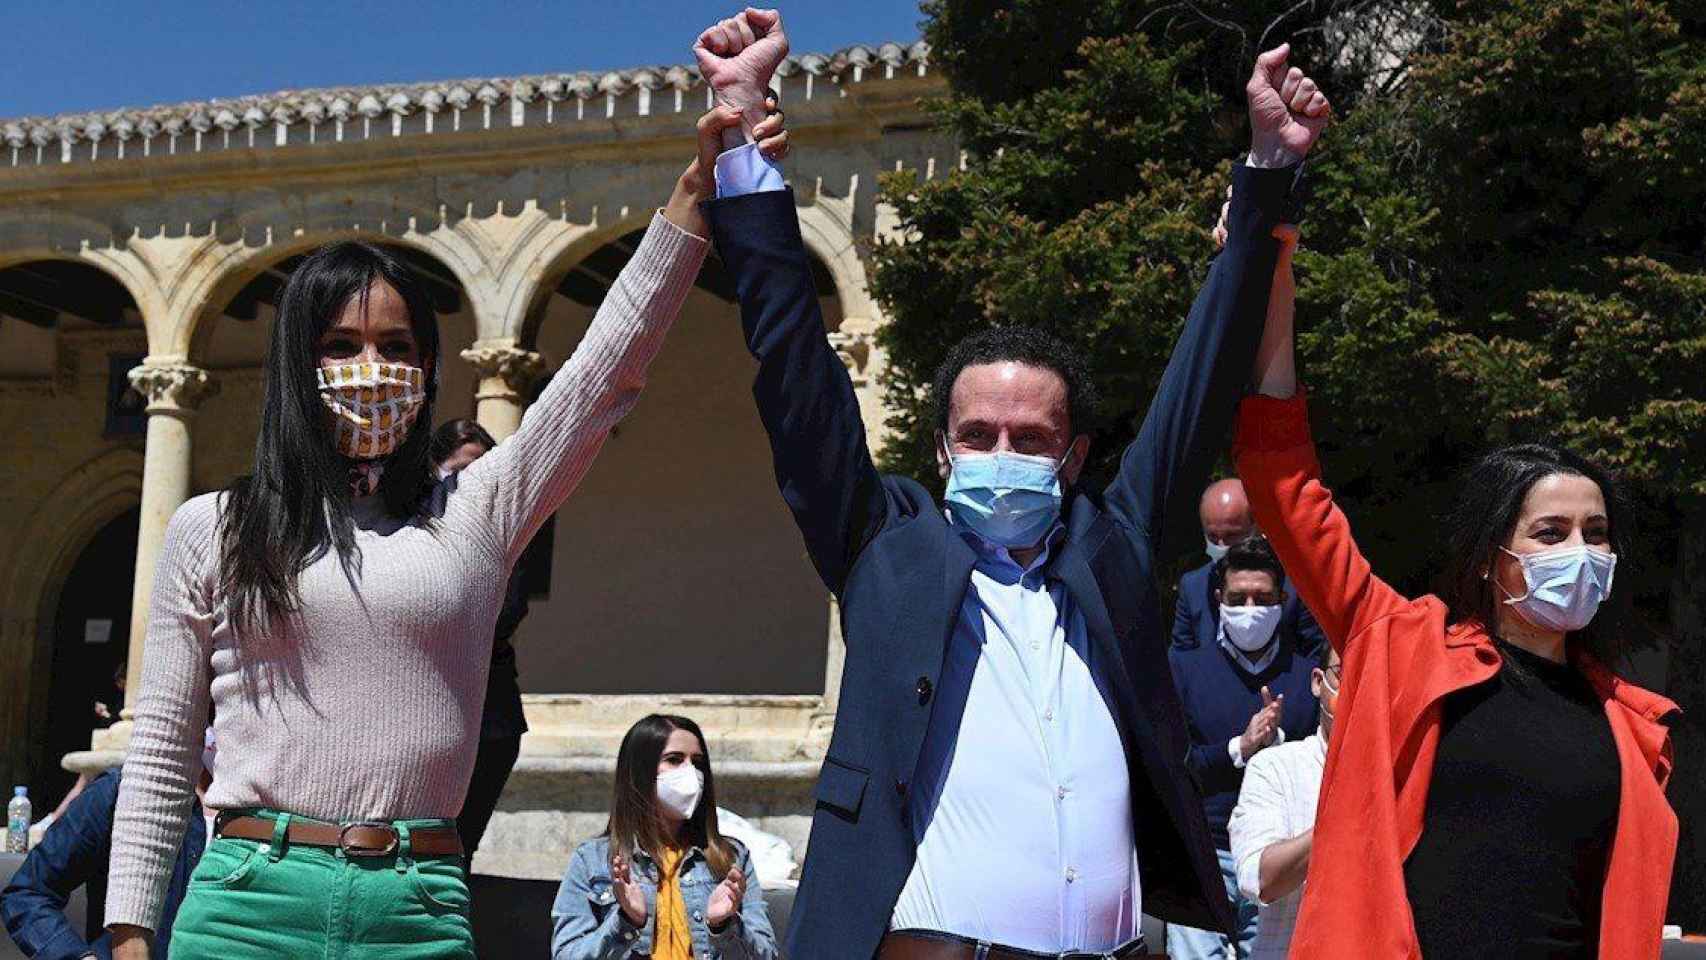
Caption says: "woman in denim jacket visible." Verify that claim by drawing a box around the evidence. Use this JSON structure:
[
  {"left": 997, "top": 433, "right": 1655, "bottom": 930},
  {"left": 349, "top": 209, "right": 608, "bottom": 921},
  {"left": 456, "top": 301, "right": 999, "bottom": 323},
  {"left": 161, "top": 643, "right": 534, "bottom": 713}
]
[{"left": 552, "top": 715, "right": 778, "bottom": 960}]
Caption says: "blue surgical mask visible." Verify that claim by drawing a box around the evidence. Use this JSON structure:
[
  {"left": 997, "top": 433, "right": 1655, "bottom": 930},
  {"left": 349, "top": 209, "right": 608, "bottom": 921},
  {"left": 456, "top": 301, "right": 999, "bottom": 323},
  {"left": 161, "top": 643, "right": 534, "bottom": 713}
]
[
  {"left": 1500, "top": 545, "right": 1617, "bottom": 633},
  {"left": 943, "top": 450, "right": 1063, "bottom": 548}
]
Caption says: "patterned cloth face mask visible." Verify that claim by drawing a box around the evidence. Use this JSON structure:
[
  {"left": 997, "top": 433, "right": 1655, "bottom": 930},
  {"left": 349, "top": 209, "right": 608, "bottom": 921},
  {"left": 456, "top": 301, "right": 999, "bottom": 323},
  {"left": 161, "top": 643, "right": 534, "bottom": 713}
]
[{"left": 316, "top": 362, "right": 426, "bottom": 462}]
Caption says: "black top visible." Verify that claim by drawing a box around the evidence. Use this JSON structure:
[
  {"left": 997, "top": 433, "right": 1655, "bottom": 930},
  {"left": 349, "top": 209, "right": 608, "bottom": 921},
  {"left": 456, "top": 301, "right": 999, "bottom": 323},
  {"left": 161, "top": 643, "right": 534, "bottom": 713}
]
[{"left": 1404, "top": 640, "right": 1620, "bottom": 959}]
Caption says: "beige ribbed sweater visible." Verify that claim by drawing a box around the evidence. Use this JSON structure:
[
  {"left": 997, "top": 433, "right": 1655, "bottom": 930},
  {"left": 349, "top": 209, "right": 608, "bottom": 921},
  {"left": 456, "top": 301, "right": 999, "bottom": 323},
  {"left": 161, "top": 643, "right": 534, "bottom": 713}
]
[{"left": 107, "top": 212, "right": 709, "bottom": 931}]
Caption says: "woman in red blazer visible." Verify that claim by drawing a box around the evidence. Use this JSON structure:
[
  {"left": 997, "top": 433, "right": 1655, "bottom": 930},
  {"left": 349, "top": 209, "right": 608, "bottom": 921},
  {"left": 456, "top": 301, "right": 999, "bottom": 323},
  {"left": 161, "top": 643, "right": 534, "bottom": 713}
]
[{"left": 1229, "top": 223, "right": 1677, "bottom": 958}]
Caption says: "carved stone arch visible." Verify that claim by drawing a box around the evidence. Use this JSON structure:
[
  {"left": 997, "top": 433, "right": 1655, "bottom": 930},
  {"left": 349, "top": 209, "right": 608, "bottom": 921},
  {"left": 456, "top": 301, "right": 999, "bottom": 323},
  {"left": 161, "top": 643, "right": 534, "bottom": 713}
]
[
  {"left": 0, "top": 447, "right": 143, "bottom": 788},
  {"left": 0, "top": 241, "right": 166, "bottom": 349},
  {"left": 168, "top": 226, "right": 488, "bottom": 363},
  {"left": 795, "top": 198, "right": 875, "bottom": 323},
  {"left": 501, "top": 210, "right": 656, "bottom": 347},
  {"left": 794, "top": 197, "right": 886, "bottom": 402}
]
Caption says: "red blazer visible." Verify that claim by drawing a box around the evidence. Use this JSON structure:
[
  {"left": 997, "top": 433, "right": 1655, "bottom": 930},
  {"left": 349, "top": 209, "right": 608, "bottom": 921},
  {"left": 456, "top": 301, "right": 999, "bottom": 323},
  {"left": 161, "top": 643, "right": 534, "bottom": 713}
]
[{"left": 1234, "top": 391, "right": 1678, "bottom": 959}]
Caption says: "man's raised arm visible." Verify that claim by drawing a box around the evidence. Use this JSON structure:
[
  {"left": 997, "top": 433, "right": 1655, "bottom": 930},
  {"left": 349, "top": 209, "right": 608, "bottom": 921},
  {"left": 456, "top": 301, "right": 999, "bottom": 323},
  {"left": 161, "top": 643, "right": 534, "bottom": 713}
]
[
  {"left": 1103, "top": 45, "right": 1329, "bottom": 566},
  {"left": 697, "top": 9, "right": 887, "bottom": 595}
]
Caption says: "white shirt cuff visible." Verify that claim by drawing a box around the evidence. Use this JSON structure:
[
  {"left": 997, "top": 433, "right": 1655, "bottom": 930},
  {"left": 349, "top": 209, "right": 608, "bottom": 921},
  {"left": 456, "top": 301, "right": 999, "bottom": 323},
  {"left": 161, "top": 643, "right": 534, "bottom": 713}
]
[
  {"left": 1231, "top": 726, "right": 1286, "bottom": 768},
  {"left": 1235, "top": 848, "right": 1267, "bottom": 905},
  {"left": 715, "top": 143, "right": 786, "bottom": 198},
  {"left": 1245, "top": 146, "right": 1302, "bottom": 169}
]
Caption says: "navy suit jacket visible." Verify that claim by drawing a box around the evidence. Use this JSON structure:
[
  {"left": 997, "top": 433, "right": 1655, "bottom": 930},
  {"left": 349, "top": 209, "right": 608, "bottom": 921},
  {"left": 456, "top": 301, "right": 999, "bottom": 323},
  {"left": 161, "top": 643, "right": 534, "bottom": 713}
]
[
  {"left": 705, "top": 163, "right": 1301, "bottom": 960},
  {"left": 1, "top": 771, "right": 203, "bottom": 960},
  {"left": 1170, "top": 560, "right": 1326, "bottom": 654}
]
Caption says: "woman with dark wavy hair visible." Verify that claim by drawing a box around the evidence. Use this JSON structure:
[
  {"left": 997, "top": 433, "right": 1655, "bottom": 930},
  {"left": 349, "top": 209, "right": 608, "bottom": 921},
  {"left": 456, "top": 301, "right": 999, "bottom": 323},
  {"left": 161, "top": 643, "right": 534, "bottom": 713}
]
[
  {"left": 551, "top": 715, "right": 776, "bottom": 960},
  {"left": 1226, "top": 220, "right": 1677, "bottom": 958},
  {"left": 104, "top": 100, "right": 790, "bottom": 959}
]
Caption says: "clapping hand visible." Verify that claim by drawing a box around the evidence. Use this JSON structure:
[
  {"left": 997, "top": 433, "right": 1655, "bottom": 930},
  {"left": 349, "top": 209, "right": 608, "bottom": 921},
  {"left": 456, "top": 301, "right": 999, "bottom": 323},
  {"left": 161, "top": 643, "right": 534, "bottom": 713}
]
[
  {"left": 610, "top": 851, "right": 648, "bottom": 927},
  {"left": 706, "top": 865, "right": 747, "bottom": 929},
  {"left": 1246, "top": 43, "right": 1331, "bottom": 167},
  {"left": 1240, "top": 685, "right": 1286, "bottom": 761}
]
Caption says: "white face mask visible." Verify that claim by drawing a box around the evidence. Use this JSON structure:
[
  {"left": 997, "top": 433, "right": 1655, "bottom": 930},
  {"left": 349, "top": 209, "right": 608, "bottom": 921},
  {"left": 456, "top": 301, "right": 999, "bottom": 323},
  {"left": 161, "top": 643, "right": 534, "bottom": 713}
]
[
  {"left": 1221, "top": 603, "right": 1283, "bottom": 653},
  {"left": 655, "top": 764, "right": 705, "bottom": 820},
  {"left": 1205, "top": 537, "right": 1230, "bottom": 563},
  {"left": 1499, "top": 544, "right": 1617, "bottom": 633},
  {"left": 317, "top": 361, "right": 426, "bottom": 460}
]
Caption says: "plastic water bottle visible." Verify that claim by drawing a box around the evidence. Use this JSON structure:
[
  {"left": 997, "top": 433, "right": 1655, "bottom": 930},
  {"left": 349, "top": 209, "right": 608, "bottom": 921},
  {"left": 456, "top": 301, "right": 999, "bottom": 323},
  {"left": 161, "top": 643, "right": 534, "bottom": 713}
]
[{"left": 6, "top": 786, "right": 29, "bottom": 853}]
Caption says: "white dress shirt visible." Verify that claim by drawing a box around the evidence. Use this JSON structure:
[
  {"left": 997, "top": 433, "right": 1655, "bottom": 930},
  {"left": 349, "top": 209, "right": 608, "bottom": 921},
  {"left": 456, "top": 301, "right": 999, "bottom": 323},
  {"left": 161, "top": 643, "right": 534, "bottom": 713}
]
[
  {"left": 1228, "top": 731, "right": 1326, "bottom": 959},
  {"left": 890, "top": 525, "right": 1140, "bottom": 952}
]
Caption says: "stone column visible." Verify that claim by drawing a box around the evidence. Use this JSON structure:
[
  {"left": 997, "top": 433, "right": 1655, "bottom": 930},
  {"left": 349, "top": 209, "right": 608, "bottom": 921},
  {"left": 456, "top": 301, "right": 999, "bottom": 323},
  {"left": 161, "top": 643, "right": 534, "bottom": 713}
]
[
  {"left": 98, "top": 363, "right": 215, "bottom": 752},
  {"left": 461, "top": 343, "right": 547, "bottom": 441}
]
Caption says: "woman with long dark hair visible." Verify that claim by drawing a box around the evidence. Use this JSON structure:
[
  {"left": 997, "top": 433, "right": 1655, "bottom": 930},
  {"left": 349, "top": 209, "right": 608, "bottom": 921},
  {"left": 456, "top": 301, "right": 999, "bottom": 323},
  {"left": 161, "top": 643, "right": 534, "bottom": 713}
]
[
  {"left": 551, "top": 715, "right": 776, "bottom": 960},
  {"left": 103, "top": 100, "right": 790, "bottom": 959},
  {"left": 1228, "top": 219, "right": 1677, "bottom": 957}
]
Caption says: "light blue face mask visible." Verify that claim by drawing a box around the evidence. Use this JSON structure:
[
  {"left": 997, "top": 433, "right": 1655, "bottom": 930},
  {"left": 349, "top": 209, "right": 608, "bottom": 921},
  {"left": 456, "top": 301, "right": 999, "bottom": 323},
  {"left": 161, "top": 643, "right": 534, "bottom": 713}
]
[
  {"left": 943, "top": 450, "right": 1063, "bottom": 548},
  {"left": 1500, "top": 544, "right": 1617, "bottom": 633}
]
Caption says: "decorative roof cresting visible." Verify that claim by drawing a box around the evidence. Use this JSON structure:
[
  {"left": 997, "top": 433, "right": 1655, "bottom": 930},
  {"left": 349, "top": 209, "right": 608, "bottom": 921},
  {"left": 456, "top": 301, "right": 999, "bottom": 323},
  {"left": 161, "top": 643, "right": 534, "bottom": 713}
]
[{"left": 2, "top": 41, "right": 929, "bottom": 165}]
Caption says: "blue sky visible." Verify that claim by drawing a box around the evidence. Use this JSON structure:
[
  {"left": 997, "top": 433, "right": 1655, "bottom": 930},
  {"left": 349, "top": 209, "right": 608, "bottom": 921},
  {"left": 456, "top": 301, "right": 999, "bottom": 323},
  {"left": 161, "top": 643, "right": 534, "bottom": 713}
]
[{"left": 3, "top": 1, "right": 929, "bottom": 119}]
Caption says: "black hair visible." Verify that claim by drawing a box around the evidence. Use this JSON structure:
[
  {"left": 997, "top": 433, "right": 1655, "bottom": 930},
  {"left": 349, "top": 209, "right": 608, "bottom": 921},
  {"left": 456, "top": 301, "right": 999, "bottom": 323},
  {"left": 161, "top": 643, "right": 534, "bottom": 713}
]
[
  {"left": 218, "top": 240, "right": 441, "bottom": 636},
  {"left": 606, "top": 714, "right": 735, "bottom": 879},
  {"left": 1439, "top": 443, "right": 1632, "bottom": 666},
  {"left": 430, "top": 418, "right": 497, "bottom": 465},
  {"left": 1210, "top": 534, "right": 1287, "bottom": 595},
  {"left": 930, "top": 325, "right": 1098, "bottom": 437}
]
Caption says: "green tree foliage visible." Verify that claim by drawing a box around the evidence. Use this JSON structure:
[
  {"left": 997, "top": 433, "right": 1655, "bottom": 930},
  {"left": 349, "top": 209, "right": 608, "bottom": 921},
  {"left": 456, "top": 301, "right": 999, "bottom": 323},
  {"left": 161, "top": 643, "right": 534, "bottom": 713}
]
[{"left": 870, "top": 0, "right": 1706, "bottom": 618}]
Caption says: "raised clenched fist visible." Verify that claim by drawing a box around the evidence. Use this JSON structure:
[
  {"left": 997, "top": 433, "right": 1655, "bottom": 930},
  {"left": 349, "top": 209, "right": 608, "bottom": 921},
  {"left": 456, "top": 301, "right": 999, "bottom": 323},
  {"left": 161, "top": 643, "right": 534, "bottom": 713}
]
[
  {"left": 1246, "top": 43, "right": 1331, "bottom": 166},
  {"left": 693, "top": 8, "right": 790, "bottom": 140}
]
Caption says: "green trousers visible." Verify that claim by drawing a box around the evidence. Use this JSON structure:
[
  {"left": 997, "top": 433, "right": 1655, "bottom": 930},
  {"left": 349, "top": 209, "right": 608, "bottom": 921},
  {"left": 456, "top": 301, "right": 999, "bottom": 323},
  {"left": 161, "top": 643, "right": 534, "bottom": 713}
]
[{"left": 169, "top": 810, "right": 474, "bottom": 960}]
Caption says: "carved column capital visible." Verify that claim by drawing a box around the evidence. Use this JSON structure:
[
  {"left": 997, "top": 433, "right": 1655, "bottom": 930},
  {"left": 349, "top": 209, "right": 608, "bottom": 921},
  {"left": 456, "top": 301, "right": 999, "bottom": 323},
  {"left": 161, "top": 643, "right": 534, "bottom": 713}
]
[
  {"left": 127, "top": 362, "right": 217, "bottom": 415},
  {"left": 461, "top": 345, "right": 547, "bottom": 401},
  {"left": 828, "top": 329, "right": 872, "bottom": 386}
]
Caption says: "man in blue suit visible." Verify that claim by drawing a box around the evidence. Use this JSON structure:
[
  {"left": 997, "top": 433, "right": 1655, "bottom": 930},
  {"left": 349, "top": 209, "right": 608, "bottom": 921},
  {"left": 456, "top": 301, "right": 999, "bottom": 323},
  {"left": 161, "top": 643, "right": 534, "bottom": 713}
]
[
  {"left": 694, "top": 11, "right": 1331, "bottom": 958},
  {"left": 1173, "top": 478, "right": 1325, "bottom": 657}
]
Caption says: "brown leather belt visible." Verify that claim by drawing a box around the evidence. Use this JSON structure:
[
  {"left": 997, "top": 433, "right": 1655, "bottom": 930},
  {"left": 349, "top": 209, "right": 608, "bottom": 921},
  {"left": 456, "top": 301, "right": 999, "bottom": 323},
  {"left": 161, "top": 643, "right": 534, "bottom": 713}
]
[
  {"left": 217, "top": 814, "right": 464, "bottom": 859},
  {"left": 878, "top": 930, "right": 1153, "bottom": 960}
]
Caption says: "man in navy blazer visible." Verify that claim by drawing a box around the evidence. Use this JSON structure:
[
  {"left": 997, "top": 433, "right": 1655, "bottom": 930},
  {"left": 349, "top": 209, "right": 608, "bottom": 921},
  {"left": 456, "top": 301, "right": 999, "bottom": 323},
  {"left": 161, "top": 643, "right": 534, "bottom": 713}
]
[
  {"left": 1172, "top": 479, "right": 1325, "bottom": 657},
  {"left": 696, "top": 13, "right": 1330, "bottom": 958}
]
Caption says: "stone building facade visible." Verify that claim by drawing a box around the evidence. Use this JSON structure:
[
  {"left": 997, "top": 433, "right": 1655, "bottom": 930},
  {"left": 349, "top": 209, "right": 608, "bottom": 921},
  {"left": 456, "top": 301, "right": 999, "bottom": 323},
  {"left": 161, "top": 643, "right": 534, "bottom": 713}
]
[{"left": 0, "top": 43, "right": 952, "bottom": 877}]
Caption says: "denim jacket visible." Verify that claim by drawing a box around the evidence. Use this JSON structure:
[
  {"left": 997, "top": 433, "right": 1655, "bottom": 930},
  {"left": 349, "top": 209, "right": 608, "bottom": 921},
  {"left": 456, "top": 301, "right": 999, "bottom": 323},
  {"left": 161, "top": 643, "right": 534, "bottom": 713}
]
[
  {"left": 551, "top": 836, "right": 778, "bottom": 960},
  {"left": 1, "top": 771, "right": 204, "bottom": 960}
]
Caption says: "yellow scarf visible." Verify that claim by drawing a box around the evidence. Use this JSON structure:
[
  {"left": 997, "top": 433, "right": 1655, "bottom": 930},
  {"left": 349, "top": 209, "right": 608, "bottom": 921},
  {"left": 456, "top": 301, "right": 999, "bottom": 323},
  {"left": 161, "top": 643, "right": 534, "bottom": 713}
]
[{"left": 651, "top": 845, "right": 693, "bottom": 960}]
